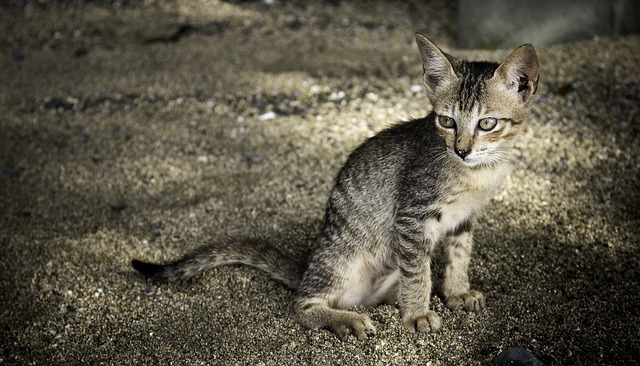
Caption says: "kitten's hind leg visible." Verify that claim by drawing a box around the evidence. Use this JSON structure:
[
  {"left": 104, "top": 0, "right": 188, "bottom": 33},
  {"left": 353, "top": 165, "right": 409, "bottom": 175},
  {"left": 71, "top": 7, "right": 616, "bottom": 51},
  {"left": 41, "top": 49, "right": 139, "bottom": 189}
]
[
  {"left": 294, "top": 300, "right": 376, "bottom": 341},
  {"left": 442, "top": 221, "right": 486, "bottom": 312}
]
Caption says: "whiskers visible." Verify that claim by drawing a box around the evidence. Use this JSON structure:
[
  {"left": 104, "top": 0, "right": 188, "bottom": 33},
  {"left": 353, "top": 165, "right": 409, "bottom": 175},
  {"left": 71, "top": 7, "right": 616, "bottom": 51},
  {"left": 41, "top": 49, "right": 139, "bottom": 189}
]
[
  {"left": 431, "top": 146, "right": 451, "bottom": 165},
  {"left": 477, "top": 149, "right": 512, "bottom": 168},
  {"left": 429, "top": 143, "right": 514, "bottom": 171}
]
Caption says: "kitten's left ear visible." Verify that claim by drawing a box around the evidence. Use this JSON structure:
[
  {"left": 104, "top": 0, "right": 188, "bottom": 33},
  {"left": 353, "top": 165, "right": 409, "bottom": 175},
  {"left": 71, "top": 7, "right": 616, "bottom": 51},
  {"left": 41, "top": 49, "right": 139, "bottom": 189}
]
[{"left": 494, "top": 44, "right": 539, "bottom": 103}]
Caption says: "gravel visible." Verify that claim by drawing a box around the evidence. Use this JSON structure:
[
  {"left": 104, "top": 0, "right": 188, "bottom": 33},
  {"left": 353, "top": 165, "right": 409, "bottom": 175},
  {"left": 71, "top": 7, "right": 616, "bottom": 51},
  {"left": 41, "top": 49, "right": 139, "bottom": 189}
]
[{"left": 1, "top": 1, "right": 639, "bottom": 365}]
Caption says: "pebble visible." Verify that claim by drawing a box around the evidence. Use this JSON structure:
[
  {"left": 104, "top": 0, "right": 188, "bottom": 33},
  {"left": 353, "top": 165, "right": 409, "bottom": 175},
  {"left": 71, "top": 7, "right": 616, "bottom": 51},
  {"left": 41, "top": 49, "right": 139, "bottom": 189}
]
[
  {"left": 329, "top": 91, "right": 346, "bottom": 101},
  {"left": 6, "top": 167, "right": 25, "bottom": 178},
  {"left": 258, "top": 111, "right": 276, "bottom": 121},
  {"left": 246, "top": 154, "right": 263, "bottom": 164},
  {"left": 410, "top": 84, "right": 423, "bottom": 93},
  {"left": 365, "top": 92, "right": 379, "bottom": 102},
  {"left": 309, "top": 85, "right": 322, "bottom": 94},
  {"left": 12, "top": 49, "right": 25, "bottom": 62},
  {"left": 492, "top": 348, "right": 543, "bottom": 366}
]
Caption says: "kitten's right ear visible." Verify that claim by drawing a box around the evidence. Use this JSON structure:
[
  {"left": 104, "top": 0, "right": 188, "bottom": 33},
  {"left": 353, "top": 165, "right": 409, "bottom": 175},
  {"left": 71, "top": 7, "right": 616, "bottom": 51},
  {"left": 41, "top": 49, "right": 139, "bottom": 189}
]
[{"left": 415, "top": 33, "right": 458, "bottom": 97}]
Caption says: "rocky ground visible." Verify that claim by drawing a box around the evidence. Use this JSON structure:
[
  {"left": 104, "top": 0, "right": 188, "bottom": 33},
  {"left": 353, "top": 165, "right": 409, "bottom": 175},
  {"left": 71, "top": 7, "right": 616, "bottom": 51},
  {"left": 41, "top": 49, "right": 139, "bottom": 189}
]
[{"left": 1, "top": 1, "right": 639, "bottom": 365}]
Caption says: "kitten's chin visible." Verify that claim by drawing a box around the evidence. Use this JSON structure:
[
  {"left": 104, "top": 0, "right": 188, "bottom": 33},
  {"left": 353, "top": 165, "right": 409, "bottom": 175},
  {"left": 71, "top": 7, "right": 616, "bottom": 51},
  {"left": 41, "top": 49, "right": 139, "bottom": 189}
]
[{"left": 458, "top": 158, "right": 483, "bottom": 168}]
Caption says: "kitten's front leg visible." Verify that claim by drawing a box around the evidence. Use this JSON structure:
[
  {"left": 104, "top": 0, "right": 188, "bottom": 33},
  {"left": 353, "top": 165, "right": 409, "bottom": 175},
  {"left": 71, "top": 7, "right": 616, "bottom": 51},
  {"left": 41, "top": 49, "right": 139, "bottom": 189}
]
[
  {"left": 394, "top": 216, "right": 442, "bottom": 333},
  {"left": 442, "top": 220, "right": 486, "bottom": 312}
]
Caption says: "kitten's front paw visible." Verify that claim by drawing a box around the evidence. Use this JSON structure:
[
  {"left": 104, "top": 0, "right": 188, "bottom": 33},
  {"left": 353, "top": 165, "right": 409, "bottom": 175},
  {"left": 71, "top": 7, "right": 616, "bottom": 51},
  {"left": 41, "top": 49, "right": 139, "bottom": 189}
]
[
  {"left": 445, "top": 290, "right": 485, "bottom": 312},
  {"left": 403, "top": 311, "right": 442, "bottom": 333}
]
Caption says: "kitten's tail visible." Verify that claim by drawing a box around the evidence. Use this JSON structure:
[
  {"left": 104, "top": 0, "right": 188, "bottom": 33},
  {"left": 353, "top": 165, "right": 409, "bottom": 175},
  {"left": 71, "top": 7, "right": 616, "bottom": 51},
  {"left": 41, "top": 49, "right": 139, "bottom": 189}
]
[{"left": 131, "top": 237, "right": 305, "bottom": 289}]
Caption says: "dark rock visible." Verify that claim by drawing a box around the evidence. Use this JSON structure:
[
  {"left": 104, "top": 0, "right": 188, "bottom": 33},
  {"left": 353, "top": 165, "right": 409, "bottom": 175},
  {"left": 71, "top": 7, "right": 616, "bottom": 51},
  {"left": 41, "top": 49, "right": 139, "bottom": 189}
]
[
  {"left": 73, "top": 47, "right": 88, "bottom": 58},
  {"left": 110, "top": 203, "right": 128, "bottom": 212},
  {"left": 12, "top": 49, "right": 24, "bottom": 62},
  {"left": 6, "top": 167, "right": 25, "bottom": 177},
  {"left": 492, "top": 348, "right": 543, "bottom": 366}
]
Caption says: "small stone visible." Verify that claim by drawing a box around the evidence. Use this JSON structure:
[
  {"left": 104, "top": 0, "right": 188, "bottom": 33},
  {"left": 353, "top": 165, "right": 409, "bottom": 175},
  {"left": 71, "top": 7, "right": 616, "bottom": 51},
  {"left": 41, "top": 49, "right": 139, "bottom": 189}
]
[
  {"left": 492, "top": 347, "right": 543, "bottom": 366},
  {"left": 329, "top": 91, "right": 346, "bottom": 101},
  {"left": 246, "top": 154, "right": 263, "bottom": 164},
  {"left": 258, "top": 111, "right": 276, "bottom": 121},
  {"left": 410, "top": 84, "right": 423, "bottom": 93},
  {"left": 110, "top": 203, "right": 128, "bottom": 212},
  {"left": 6, "top": 167, "right": 25, "bottom": 178},
  {"left": 309, "top": 85, "right": 321, "bottom": 94},
  {"left": 74, "top": 48, "right": 88, "bottom": 58},
  {"left": 12, "top": 49, "right": 25, "bottom": 62}
]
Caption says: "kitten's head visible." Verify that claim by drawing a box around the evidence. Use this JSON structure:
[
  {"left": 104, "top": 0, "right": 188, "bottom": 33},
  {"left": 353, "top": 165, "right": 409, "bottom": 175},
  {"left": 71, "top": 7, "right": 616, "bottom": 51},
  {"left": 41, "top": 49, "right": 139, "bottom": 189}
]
[{"left": 415, "top": 33, "right": 539, "bottom": 168}]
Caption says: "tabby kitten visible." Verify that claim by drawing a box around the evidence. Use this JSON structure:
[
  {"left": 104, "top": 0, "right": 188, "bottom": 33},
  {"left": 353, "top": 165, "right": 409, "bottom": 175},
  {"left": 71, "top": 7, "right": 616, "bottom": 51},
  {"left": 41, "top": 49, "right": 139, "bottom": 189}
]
[{"left": 132, "top": 33, "right": 539, "bottom": 340}]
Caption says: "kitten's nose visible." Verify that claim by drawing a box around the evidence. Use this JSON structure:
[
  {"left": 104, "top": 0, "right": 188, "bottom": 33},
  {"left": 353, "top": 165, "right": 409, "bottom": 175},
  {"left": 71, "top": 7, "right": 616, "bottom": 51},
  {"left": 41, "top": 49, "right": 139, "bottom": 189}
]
[{"left": 455, "top": 147, "right": 471, "bottom": 159}]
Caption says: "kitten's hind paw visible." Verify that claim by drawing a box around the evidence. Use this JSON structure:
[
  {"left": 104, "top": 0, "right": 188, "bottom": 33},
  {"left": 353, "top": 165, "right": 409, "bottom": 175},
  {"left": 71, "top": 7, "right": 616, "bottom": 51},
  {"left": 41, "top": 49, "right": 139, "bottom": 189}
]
[
  {"left": 329, "top": 313, "right": 377, "bottom": 341},
  {"left": 445, "top": 290, "right": 485, "bottom": 312},
  {"left": 403, "top": 311, "right": 442, "bottom": 333}
]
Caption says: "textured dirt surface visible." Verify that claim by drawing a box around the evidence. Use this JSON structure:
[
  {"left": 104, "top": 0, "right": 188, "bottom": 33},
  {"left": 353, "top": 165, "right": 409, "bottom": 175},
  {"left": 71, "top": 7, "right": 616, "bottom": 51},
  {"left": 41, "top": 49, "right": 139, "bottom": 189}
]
[{"left": 1, "top": 1, "right": 639, "bottom": 365}]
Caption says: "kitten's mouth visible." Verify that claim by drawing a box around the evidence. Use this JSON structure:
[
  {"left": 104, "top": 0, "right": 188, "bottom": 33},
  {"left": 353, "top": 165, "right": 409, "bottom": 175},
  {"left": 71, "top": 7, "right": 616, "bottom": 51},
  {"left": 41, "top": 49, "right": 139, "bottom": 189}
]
[{"left": 453, "top": 153, "right": 489, "bottom": 168}]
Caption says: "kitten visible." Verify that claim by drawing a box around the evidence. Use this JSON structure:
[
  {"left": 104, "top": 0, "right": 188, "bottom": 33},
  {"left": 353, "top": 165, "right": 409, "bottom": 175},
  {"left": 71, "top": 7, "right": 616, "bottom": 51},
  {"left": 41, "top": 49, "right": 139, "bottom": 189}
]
[{"left": 132, "top": 33, "right": 539, "bottom": 340}]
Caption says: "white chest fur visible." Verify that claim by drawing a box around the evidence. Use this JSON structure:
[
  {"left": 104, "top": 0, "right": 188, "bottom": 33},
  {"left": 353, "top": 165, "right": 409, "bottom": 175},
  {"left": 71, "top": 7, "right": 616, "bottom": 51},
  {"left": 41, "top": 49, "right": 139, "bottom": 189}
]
[{"left": 426, "top": 162, "right": 511, "bottom": 241}]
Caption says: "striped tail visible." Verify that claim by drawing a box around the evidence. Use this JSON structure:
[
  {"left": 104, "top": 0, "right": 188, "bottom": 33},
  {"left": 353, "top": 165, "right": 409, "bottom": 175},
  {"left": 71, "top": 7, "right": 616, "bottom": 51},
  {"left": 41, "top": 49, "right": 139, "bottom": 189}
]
[{"left": 131, "top": 237, "right": 305, "bottom": 289}]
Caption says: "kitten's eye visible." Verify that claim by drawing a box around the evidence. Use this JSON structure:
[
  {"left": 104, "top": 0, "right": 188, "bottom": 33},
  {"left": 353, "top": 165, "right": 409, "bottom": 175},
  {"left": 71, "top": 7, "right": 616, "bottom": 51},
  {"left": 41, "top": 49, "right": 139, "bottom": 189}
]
[
  {"left": 438, "top": 115, "right": 456, "bottom": 129},
  {"left": 478, "top": 117, "right": 498, "bottom": 131}
]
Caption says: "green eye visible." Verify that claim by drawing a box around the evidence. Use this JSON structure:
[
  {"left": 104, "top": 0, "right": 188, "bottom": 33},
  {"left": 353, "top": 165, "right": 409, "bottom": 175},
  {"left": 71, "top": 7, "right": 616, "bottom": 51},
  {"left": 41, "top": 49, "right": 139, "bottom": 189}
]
[
  {"left": 438, "top": 115, "right": 456, "bottom": 129},
  {"left": 478, "top": 117, "right": 498, "bottom": 131}
]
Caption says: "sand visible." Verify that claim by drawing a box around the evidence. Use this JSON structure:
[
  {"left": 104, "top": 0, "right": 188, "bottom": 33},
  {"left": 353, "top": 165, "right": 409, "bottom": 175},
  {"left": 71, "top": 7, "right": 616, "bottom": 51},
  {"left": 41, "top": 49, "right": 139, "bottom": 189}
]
[{"left": 1, "top": 1, "right": 639, "bottom": 365}]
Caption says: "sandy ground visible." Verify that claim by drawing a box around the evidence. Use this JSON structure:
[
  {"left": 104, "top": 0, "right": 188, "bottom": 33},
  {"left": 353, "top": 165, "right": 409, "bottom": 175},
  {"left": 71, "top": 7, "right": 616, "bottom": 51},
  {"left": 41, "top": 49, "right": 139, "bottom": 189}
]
[{"left": 1, "top": 1, "right": 639, "bottom": 365}]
